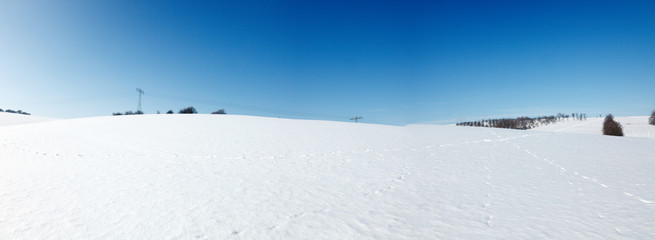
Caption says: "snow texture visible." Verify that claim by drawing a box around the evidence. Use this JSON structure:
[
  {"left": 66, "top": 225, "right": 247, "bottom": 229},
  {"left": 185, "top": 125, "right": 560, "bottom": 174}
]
[{"left": 1, "top": 114, "right": 654, "bottom": 239}]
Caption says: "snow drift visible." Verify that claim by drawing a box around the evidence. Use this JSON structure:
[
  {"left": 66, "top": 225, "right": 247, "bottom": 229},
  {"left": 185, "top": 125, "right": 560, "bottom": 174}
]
[{"left": 1, "top": 114, "right": 654, "bottom": 239}]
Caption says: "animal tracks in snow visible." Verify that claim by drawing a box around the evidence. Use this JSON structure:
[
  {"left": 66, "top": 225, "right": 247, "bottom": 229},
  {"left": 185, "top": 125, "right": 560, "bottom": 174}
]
[
  {"left": 508, "top": 140, "right": 655, "bottom": 208},
  {"left": 480, "top": 156, "right": 495, "bottom": 227}
]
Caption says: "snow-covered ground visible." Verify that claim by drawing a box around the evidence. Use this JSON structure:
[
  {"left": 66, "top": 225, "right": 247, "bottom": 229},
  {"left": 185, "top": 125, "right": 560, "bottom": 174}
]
[
  {"left": 1, "top": 114, "right": 654, "bottom": 239},
  {"left": 530, "top": 116, "right": 655, "bottom": 139},
  {"left": 0, "top": 112, "right": 58, "bottom": 126}
]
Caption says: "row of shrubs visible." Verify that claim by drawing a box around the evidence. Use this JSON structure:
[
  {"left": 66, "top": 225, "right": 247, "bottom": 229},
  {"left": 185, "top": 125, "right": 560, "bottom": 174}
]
[
  {"left": 112, "top": 111, "right": 144, "bottom": 115},
  {"left": 456, "top": 116, "right": 557, "bottom": 129},
  {"left": 113, "top": 107, "right": 226, "bottom": 116},
  {"left": 0, "top": 108, "right": 30, "bottom": 115},
  {"left": 457, "top": 111, "right": 654, "bottom": 137},
  {"left": 456, "top": 113, "right": 587, "bottom": 130}
]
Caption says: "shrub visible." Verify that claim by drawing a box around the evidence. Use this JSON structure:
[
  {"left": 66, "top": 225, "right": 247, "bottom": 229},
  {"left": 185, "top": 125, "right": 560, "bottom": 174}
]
[
  {"left": 179, "top": 106, "right": 197, "bottom": 114},
  {"left": 211, "top": 109, "right": 226, "bottom": 114},
  {"left": 649, "top": 111, "right": 655, "bottom": 126},
  {"left": 603, "top": 114, "right": 624, "bottom": 136},
  {"left": 1, "top": 108, "right": 30, "bottom": 115},
  {"left": 112, "top": 110, "right": 143, "bottom": 116},
  {"left": 166, "top": 110, "right": 174, "bottom": 114}
]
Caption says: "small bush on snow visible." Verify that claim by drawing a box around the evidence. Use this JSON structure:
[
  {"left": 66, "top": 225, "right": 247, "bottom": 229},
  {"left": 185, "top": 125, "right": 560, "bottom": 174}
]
[{"left": 603, "top": 114, "right": 624, "bottom": 136}]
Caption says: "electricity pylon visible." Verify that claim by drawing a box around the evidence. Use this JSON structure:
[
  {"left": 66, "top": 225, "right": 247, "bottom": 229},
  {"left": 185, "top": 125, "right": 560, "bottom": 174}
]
[
  {"left": 350, "top": 116, "right": 362, "bottom": 123},
  {"left": 136, "top": 88, "right": 145, "bottom": 113}
]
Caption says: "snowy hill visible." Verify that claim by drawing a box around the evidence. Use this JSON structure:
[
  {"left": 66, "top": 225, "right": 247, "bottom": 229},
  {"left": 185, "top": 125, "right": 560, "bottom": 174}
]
[
  {"left": 530, "top": 116, "right": 654, "bottom": 139},
  {"left": 0, "top": 112, "right": 58, "bottom": 126},
  {"left": 1, "top": 114, "right": 654, "bottom": 239}
]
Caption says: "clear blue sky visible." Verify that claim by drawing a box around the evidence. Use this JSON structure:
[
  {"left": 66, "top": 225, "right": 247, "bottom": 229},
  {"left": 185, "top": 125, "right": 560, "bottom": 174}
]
[{"left": 1, "top": 0, "right": 654, "bottom": 125}]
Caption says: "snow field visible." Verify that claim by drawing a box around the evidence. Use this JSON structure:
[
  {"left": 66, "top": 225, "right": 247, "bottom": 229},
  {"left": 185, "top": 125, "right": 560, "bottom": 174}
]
[
  {"left": 0, "top": 112, "right": 57, "bottom": 126},
  {"left": 530, "top": 116, "right": 655, "bottom": 139},
  {"left": 1, "top": 114, "right": 654, "bottom": 239}
]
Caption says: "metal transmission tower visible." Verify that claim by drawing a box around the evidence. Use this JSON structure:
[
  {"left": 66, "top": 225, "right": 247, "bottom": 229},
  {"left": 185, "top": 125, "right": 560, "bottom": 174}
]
[
  {"left": 136, "top": 88, "right": 145, "bottom": 113},
  {"left": 350, "top": 116, "right": 363, "bottom": 123}
]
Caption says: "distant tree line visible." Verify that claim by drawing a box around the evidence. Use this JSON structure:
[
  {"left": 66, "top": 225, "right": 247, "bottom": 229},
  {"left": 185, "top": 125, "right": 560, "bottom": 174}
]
[
  {"left": 112, "top": 106, "right": 226, "bottom": 116},
  {"left": 456, "top": 113, "right": 587, "bottom": 130},
  {"left": 0, "top": 108, "right": 31, "bottom": 115},
  {"left": 112, "top": 110, "right": 144, "bottom": 116}
]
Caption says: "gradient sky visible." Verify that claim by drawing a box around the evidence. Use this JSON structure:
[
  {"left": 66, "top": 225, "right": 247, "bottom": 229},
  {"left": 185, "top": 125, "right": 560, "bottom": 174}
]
[{"left": 1, "top": 0, "right": 654, "bottom": 125}]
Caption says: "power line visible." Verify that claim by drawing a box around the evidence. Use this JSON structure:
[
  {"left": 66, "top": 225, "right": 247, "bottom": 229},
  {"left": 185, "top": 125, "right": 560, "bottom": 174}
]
[
  {"left": 9, "top": 89, "right": 388, "bottom": 124},
  {"left": 147, "top": 92, "right": 352, "bottom": 121},
  {"left": 18, "top": 92, "right": 133, "bottom": 106}
]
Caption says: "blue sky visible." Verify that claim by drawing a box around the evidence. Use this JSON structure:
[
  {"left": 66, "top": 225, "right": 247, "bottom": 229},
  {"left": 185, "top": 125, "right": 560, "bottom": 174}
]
[{"left": 1, "top": 0, "right": 654, "bottom": 125}]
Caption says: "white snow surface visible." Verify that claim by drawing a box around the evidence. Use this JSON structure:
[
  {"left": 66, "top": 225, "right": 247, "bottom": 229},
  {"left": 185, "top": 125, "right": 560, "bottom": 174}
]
[
  {"left": 1, "top": 114, "right": 654, "bottom": 239},
  {"left": 0, "top": 112, "right": 58, "bottom": 126},
  {"left": 530, "top": 116, "right": 655, "bottom": 139}
]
